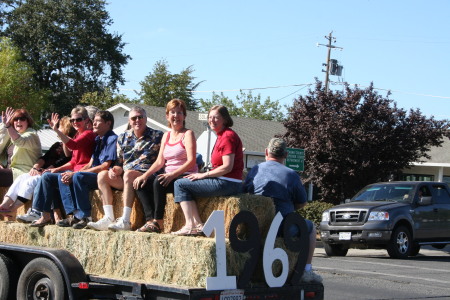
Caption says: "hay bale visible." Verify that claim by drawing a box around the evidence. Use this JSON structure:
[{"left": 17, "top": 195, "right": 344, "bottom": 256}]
[
  {"left": 164, "top": 193, "right": 275, "bottom": 237},
  {"left": 91, "top": 190, "right": 145, "bottom": 231},
  {"left": 0, "top": 221, "right": 273, "bottom": 287},
  {"left": 0, "top": 221, "right": 301, "bottom": 287}
]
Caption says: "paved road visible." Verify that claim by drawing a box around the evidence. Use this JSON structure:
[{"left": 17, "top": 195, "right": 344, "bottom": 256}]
[{"left": 313, "top": 243, "right": 450, "bottom": 300}]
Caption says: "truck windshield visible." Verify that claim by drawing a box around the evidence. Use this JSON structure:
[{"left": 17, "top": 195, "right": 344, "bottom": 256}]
[{"left": 351, "top": 184, "right": 415, "bottom": 203}]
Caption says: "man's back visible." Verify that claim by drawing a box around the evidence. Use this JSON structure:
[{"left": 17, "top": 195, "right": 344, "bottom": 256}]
[{"left": 244, "top": 160, "right": 307, "bottom": 217}]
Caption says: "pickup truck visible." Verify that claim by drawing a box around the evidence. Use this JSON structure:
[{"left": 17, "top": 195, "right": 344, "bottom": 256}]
[{"left": 320, "top": 181, "right": 450, "bottom": 259}]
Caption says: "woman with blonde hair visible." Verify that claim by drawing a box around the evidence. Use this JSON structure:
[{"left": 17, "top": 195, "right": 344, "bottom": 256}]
[{"left": 29, "top": 106, "right": 96, "bottom": 227}]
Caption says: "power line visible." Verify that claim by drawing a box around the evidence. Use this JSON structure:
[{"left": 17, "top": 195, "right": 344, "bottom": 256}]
[
  {"left": 119, "top": 82, "right": 450, "bottom": 100},
  {"left": 191, "top": 83, "right": 313, "bottom": 93},
  {"left": 330, "top": 81, "right": 450, "bottom": 99}
]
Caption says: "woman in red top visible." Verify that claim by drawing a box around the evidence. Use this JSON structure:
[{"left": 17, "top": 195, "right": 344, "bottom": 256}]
[
  {"left": 172, "top": 105, "right": 244, "bottom": 236},
  {"left": 30, "top": 106, "right": 96, "bottom": 227}
]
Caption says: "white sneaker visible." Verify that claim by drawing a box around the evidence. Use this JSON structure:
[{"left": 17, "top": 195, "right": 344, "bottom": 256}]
[
  {"left": 108, "top": 217, "right": 131, "bottom": 232},
  {"left": 16, "top": 208, "right": 41, "bottom": 223},
  {"left": 86, "top": 216, "right": 114, "bottom": 231},
  {"left": 300, "top": 270, "right": 323, "bottom": 283}
]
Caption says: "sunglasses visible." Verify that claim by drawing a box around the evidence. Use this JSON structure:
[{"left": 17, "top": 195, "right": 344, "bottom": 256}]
[
  {"left": 70, "top": 117, "right": 84, "bottom": 123},
  {"left": 130, "top": 115, "right": 144, "bottom": 121},
  {"left": 13, "top": 116, "right": 27, "bottom": 122}
]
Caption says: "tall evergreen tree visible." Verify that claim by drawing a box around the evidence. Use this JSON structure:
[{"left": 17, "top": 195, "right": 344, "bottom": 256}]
[{"left": 139, "top": 60, "right": 202, "bottom": 110}]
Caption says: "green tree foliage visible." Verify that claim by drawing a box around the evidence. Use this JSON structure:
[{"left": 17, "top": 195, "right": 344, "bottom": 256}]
[
  {"left": 0, "top": 0, "right": 130, "bottom": 115},
  {"left": 199, "top": 91, "right": 284, "bottom": 121},
  {"left": 283, "top": 81, "right": 450, "bottom": 204},
  {"left": 139, "top": 60, "right": 202, "bottom": 110},
  {"left": 0, "top": 37, "right": 49, "bottom": 124},
  {"left": 80, "top": 88, "right": 135, "bottom": 110}
]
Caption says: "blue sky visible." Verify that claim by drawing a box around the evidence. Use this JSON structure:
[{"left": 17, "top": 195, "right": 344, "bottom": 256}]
[{"left": 106, "top": 0, "right": 450, "bottom": 119}]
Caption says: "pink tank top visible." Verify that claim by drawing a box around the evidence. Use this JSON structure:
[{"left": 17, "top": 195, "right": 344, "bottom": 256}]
[{"left": 163, "top": 132, "right": 198, "bottom": 174}]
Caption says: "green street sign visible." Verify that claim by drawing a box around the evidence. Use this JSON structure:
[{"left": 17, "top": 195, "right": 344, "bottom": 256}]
[{"left": 285, "top": 148, "right": 305, "bottom": 172}]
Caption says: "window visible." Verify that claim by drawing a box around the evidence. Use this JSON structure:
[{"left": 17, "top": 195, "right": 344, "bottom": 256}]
[
  {"left": 402, "top": 174, "right": 434, "bottom": 181},
  {"left": 431, "top": 184, "right": 450, "bottom": 204}
]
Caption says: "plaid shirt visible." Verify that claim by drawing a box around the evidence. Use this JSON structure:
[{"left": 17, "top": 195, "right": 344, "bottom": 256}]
[{"left": 116, "top": 126, "right": 163, "bottom": 172}]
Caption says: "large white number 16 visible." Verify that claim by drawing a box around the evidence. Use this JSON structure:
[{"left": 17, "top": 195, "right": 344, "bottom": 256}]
[{"left": 204, "top": 211, "right": 290, "bottom": 290}]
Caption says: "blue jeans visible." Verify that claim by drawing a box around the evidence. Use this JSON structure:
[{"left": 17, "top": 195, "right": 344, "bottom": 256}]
[
  {"left": 71, "top": 172, "right": 98, "bottom": 218},
  {"left": 174, "top": 178, "right": 242, "bottom": 203},
  {"left": 33, "top": 172, "right": 62, "bottom": 213}
]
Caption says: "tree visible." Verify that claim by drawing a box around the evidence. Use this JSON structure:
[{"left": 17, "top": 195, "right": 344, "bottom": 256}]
[
  {"left": 79, "top": 88, "right": 136, "bottom": 110},
  {"left": 0, "top": 0, "right": 130, "bottom": 115},
  {"left": 199, "top": 92, "right": 240, "bottom": 115},
  {"left": 199, "top": 91, "right": 285, "bottom": 121},
  {"left": 283, "top": 81, "right": 450, "bottom": 204},
  {"left": 139, "top": 60, "right": 202, "bottom": 110},
  {"left": 0, "top": 37, "right": 49, "bottom": 124}
]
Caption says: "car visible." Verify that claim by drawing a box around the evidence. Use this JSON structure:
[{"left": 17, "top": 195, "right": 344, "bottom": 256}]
[{"left": 320, "top": 181, "right": 450, "bottom": 259}]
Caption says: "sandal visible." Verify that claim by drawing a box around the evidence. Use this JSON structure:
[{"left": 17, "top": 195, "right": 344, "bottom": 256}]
[
  {"left": 0, "top": 207, "right": 12, "bottom": 214},
  {"left": 171, "top": 226, "right": 196, "bottom": 236},
  {"left": 30, "top": 218, "right": 52, "bottom": 228},
  {"left": 195, "top": 223, "right": 205, "bottom": 236},
  {"left": 136, "top": 221, "right": 161, "bottom": 233}
]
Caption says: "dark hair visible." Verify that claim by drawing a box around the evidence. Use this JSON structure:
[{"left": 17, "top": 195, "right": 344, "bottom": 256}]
[
  {"left": 12, "top": 109, "right": 34, "bottom": 128},
  {"left": 96, "top": 110, "right": 115, "bottom": 130},
  {"left": 209, "top": 105, "right": 233, "bottom": 128},
  {"left": 166, "top": 99, "right": 187, "bottom": 128}
]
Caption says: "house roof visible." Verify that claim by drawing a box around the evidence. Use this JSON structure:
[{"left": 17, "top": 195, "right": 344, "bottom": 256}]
[
  {"left": 114, "top": 103, "right": 286, "bottom": 154},
  {"left": 411, "top": 136, "right": 450, "bottom": 167},
  {"left": 36, "top": 128, "right": 58, "bottom": 151}
]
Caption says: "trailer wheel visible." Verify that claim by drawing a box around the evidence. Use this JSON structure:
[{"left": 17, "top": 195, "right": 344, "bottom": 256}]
[
  {"left": 0, "top": 253, "right": 18, "bottom": 300},
  {"left": 16, "top": 257, "right": 66, "bottom": 300}
]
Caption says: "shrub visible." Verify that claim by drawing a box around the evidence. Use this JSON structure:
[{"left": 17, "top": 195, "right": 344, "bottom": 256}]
[{"left": 297, "top": 200, "right": 334, "bottom": 228}]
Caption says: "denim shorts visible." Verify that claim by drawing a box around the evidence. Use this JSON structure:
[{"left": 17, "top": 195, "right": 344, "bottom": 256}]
[{"left": 174, "top": 177, "right": 242, "bottom": 203}]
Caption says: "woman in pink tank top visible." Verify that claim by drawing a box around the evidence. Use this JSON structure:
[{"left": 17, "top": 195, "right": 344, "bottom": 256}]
[{"left": 133, "top": 99, "right": 197, "bottom": 233}]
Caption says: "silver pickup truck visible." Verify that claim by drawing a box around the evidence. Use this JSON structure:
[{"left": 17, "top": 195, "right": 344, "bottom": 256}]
[{"left": 320, "top": 181, "right": 450, "bottom": 259}]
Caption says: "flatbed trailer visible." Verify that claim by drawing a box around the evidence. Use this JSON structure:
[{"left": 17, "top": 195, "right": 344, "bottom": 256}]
[{"left": 0, "top": 243, "right": 323, "bottom": 300}]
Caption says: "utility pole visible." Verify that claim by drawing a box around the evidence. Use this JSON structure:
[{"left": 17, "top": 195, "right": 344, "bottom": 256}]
[{"left": 318, "top": 32, "right": 343, "bottom": 93}]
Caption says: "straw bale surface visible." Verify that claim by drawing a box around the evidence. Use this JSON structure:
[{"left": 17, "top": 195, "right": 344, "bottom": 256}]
[
  {"left": 0, "top": 221, "right": 306, "bottom": 287},
  {"left": 164, "top": 193, "right": 275, "bottom": 237},
  {"left": 91, "top": 190, "right": 145, "bottom": 231}
]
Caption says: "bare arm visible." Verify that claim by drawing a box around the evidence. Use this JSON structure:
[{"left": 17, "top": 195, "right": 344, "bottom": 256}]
[
  {"left": 132, "top": 132, "right": 168, "bottom": 189},
  {"left": 157, "top": 130, "right": 197, "bottom": 187}
]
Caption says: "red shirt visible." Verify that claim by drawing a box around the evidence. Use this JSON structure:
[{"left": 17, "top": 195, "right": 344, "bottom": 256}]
[
  {"left": 211, "top": 128, "right": 243, "bottom": 180},
  {"left": 66, "top": 130, "right": 96, "bottom": 171}
]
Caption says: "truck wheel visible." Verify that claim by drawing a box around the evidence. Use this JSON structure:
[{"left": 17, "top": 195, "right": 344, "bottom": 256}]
[
  {"left": 387, "top": 226, "right": 411, "bottom": 259},
  {"left": 0, "top": 253, "right": 18, "bottom": 300},
  {"left": 16, "top": 257, "right": 66, "bottom": 300},
  {"left": 324, "top": 243, "right": 349, "bottom": 256},
  {"left": 410, "top": 244, "right": 421, "bottom": 256}
]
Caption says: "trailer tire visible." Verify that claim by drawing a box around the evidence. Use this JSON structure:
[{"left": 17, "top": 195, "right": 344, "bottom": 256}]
[
  {"left": 0, "top": 253, "right": 18, "bottom": 300},
  {"left": 16, "top": 257, "right": 66, "bottom": 300}
]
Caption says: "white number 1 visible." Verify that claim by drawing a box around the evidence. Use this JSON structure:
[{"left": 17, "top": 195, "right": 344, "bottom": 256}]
[{"left": 203, "top": 210, "right": 237, "bottom": 291}]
